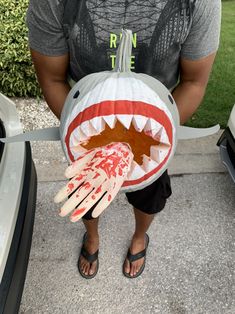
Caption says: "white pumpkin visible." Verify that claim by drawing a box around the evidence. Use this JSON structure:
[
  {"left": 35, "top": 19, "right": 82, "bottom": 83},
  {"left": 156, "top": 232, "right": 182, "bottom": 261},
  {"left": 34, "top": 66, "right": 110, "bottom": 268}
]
[{"left": 59, "top": 29, "right": 218, "bottom": 192}]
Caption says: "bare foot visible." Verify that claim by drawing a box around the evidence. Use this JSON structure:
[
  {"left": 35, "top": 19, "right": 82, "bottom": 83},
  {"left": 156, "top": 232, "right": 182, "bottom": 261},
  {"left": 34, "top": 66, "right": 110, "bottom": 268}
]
[
  {"left": 79, "top": 234, "right": 99, "bottom": 276},
  {"left": 124, "top": 234, "right": 147, "bottom": 277}
]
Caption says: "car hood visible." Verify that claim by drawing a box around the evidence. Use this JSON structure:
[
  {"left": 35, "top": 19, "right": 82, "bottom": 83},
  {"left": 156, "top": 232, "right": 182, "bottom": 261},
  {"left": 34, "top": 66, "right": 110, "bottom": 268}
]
[{"left": 0, "top": 94, "right": 26, "bottom": 283}]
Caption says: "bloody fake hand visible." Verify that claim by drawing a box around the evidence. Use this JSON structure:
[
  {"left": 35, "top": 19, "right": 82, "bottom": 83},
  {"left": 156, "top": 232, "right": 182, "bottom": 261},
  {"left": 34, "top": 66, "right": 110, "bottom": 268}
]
[{"left": 54, "top": 142, "right": 134, "bottom": 222}]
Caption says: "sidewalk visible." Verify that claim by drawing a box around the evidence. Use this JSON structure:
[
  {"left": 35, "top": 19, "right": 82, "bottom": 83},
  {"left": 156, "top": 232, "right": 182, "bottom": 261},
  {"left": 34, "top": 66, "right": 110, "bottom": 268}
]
[{"left": 20, "top": 175, "right": 235, "bottom": 314}]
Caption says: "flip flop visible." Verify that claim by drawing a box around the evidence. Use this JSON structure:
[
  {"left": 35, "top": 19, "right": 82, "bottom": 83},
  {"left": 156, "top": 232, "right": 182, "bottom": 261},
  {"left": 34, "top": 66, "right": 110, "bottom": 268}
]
[
  {"left": 77, "top": 232, "right": 99, "bottom": 279},
  {"left": 123, "top": 233, "right": 149, "bottom": 278}
]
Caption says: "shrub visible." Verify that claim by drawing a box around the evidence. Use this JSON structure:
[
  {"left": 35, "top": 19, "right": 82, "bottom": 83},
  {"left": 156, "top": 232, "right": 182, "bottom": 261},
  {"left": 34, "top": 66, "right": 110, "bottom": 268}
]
[{"left": 0, "top": 0, "right": 41, "bottom": 97}]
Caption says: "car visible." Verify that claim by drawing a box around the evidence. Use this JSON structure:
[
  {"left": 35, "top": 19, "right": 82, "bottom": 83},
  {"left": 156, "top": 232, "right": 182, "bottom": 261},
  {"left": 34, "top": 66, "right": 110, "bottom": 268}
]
[
  {"left": 217, "top": 104, "right": 235, "bottom": 183},
  {"left": 0, "top": 93, "right": 37, "bottom": 314}
]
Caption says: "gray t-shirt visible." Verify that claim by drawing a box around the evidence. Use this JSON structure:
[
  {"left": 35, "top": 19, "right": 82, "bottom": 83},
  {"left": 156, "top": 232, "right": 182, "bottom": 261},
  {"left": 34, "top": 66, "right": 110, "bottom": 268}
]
[{"left": 26, "top": 0, "right": 221, "bottom": 89}]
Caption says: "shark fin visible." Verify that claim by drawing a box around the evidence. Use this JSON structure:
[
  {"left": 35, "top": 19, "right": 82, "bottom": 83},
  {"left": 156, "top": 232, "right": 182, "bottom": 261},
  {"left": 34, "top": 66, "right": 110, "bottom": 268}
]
[
  {"left": 177, "top": 124, "right": 220, "bottom": 140},
  {"left": 0, "top": 127, "right": 60, "bottom": 143}
]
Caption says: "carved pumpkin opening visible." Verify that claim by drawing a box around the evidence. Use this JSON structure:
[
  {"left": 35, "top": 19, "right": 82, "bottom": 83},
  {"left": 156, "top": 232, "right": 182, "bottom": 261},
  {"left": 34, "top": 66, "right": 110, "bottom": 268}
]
[{"left": 81, "top": 120, "right": 169, "bottom": 165}]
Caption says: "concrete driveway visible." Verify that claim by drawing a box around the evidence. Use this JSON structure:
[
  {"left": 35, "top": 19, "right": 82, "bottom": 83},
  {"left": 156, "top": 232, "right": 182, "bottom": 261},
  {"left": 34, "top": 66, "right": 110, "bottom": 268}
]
[{"left": 15, "top": 98, "right": 235, "bottom": 314}]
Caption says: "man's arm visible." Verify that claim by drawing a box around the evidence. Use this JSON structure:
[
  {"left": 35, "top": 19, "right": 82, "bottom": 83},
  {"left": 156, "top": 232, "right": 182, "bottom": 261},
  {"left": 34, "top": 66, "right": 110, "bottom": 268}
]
[
  {"left": 172, "top": 53, "right": 217, "bottom": 125},
  {"left": 30, "top": 49, "right": 71, "bottom": 119}
]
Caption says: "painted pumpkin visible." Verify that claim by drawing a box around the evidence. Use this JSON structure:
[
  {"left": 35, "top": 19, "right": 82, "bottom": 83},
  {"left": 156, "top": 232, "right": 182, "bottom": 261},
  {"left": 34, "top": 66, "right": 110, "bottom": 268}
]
[{"left": 59, "top": 29, "right": 219, "bottom": 192}]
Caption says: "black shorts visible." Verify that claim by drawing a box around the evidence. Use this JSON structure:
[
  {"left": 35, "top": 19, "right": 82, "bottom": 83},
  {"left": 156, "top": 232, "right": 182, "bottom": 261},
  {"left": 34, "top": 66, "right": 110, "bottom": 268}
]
[{"left": 79, "top": 170, "right": 172, "bottom": 220}]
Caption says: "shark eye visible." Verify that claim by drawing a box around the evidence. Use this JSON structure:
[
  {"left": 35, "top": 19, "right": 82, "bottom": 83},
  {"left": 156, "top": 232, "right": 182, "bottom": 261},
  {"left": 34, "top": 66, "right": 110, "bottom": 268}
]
[
  {"left": 168, "top": 95, "right": 174, "bottom": 104},
  {"left": 73, "top": 90, "right": 80, "bottom": 99}
]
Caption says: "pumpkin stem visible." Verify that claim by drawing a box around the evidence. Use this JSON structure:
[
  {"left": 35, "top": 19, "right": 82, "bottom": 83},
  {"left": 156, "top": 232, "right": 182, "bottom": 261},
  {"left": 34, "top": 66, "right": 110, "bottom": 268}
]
[{"left": 114, "top": 29, "right": 133, "bottom": 72}]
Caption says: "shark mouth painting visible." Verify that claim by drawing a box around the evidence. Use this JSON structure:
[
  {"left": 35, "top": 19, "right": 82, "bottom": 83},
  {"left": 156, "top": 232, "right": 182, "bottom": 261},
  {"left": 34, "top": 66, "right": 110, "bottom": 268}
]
[{"left": 62, "top": 75, "right": 175, "bottom": 192}]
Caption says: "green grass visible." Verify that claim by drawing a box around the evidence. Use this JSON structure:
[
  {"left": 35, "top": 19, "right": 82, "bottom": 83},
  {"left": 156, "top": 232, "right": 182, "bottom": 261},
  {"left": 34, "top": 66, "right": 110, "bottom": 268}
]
[{"left": 186, "top": 1, "right": 235, "bottom": 128}]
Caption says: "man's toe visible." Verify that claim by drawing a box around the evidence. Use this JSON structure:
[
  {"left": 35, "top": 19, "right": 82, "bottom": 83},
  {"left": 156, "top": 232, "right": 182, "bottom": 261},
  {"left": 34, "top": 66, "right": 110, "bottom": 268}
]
[
  {"left": 80, "top": 260, "right": 84, "bottom": 272},
  {"left": 131, "top": 259, "right": 143, "bottom": 276},
  {"left": 81, "top": 260, "right": 89, "bottom": 275},
  {"left": 89, "top": 261, "right": 97, "bottom": 275},
  {"left": 124, "top": 259, "right": 130, "bottom": 274},
  {"left": 85, "top": 265, "right": 90, "bottom": 275},
  {"left": 130, "top": 264, "right": 135, "bottom": 277},
  {"left": 135, "top": 264, "right": 141, "bottom": 274}
]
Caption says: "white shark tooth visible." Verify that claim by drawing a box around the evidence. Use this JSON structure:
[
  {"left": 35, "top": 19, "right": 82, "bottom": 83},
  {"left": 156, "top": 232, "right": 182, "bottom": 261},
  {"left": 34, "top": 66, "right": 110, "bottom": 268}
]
[
  {"left": 157, "top": 143, "right": 171, "bottom": 150},
  {"left": 142, "top": 154, "right": 159, "bottom": 172},
  {"left": 71, "top": 132, "right": 80, "bottom": 146},
  {"left": 80, "top": 121, "right": 97, "bottom": 137},
  {"left": 150, "top": 145, "right": 169, "bottom": 163},
  {"left": 150, "top": 145, "right": 161, "bottom": 163},
  {"left": 151, "top": 121, "right": 163, "bottom": 138},
  {"left": 158, "top": 149, "right": 169, "bottom": 162},
  {"left": 159, "top": 127, "right": 170, "bottom": 145},
  {"left": 90, "top": 116, "right": 105, "bottom": 133},
  {"left": 70, "top": 132, "right": 87, "bottom": 159},
  {"left": 132, "top": 115, "right": 148, "bottom": 132},
  {"left": 153, "top": 127, "right": 163, "bottom": 142},
  {"left": 116, "top": 114, "right": 133, "bottom": 129},
  {"left": 144, "top": 118, "right": 162, "bottom": 138},
  {"left": 153, "top": 127, "right": 170, "bottom": 145},
  {"left": 73, "top": 126, "right": 88, "bottom": 142},
  {"left": 127, "top": 160, "right": 146, "bottom": 180},
  {"left": 103, "top": 115, "right": 117, "bottom": 129}
]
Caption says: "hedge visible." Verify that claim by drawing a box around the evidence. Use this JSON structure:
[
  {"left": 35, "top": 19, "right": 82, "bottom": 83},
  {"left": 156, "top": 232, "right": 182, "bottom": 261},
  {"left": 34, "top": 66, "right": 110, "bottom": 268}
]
[{"left": 0, "top": 0, "right": 41, "bottom": 97}]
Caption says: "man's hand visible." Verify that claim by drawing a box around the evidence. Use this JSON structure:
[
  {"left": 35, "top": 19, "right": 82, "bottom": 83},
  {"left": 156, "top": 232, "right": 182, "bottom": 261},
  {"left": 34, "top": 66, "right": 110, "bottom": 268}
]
[{"left": 54, "top": 142, "right": 134, "bottom": 222}]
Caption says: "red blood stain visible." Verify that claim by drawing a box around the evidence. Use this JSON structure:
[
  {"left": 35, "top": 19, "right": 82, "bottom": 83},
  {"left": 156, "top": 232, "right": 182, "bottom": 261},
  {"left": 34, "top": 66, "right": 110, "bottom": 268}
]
[
  {"left": 118, "top": 168, "right": 123, "bottom": 176},
  {"left": 123, "top": 151, "right": 129, "bottom": 158},
  {"left": 92, "top": 195, "right": 96, "bottom": 200},
  {"left": 83, "top": 182, "right": 91, "bottom": 189},
  {"left": 95, "top": 153, "right": 122, "bottom": 179},
  {"left": 95, "top": 151, "right": 105, "bottom": 158},
  {"left": 68, "top": 183, "right": 74, "bottom": 191},
  {"left": 106, "top": 143, "right": 113, "bottom": 150},
  {"left": 93, "top": 172, "right": 101, "bottom": 179},
  {"left": 71, "top": 207, "right": 86, "bottom": 217},
  {"left": 84, "top": 167, "right": 92, "bottom": 172},
  {"left": 95, "top": 186, "right": 102, "bottom": 194},
  {"left": 88, "top": 162, "right": 95, "bottom": 167},
  {"left": 75, "top": 174, "right": 84, "bottom": 181},
  {"left": 70, "top": 144, "right": 131, "bottom": 194},
  {"left": 108, "top": 195, "right": 112, "bottom": 202}
]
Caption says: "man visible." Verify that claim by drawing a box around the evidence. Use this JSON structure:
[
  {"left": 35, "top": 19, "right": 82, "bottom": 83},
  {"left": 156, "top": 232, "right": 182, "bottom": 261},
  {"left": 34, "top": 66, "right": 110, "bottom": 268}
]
[{"left": 26, "top": 0, "right": 221, "bottom": 279}]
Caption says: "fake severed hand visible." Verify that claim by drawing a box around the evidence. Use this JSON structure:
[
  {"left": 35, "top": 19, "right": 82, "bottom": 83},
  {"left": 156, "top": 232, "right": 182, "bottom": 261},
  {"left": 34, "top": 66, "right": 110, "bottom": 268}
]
[{"left": 54, "top": 142, "right": 134, "bottom": 222}]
